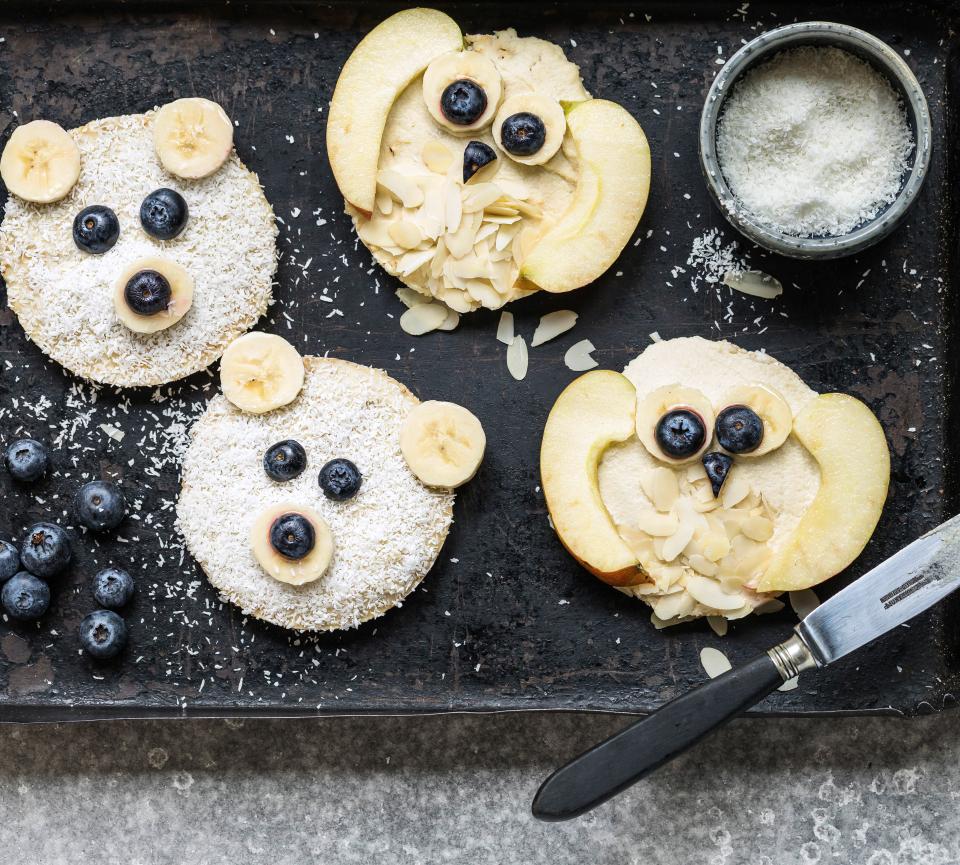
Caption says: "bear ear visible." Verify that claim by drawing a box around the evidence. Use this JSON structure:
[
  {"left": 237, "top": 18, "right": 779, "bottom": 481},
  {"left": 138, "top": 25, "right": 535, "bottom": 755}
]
[
  {"left": 0, "top": 119, "right": 81, "bottom": 203},
  {"left": 219, "top": 332, "right": 305, "bottom": 414},
  {"left": 152, "top": 98, "right": 233, "bottom": 180}
]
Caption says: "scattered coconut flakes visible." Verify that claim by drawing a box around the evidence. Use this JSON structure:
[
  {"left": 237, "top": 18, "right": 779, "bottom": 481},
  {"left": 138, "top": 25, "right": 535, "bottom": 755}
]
[
  {"left": 437, "top": 307, "right": 460, "bottom": 332},
  {"left": 396, "top": 287, "right": 430, "bottom": 309},
  {"left": 700, "top": 646, "right": 732, "bottom": 679},
  {"left": 789, "top": 588, "right": 820, "bottom": 620},
  {"left": 531, "top": 309, "right": 578, "bottom": 347},
  {"left": 400, "top": 302, "right": 448, "bottom": 336},
  {"left": 506, "top": 335, "right": 528, "bottom": 381},
  {"left": 649, "top": 331, "right": 662, "bottom": 342},
  {"left": 707, "top": 616, "right": 728, "bottom": 637},
  {"left": 779, "top": 676, "right": 799, "bottom": 692},
  {"left": 98, "top": 422, "right": 124, "bottom": 442},
  {"left": 496, "top": 310, "right": 515, "bottom": 345},
  {"left": 564, "top": 339, "right": 598, "bottom": 372},
  {"left": 723, "top": 269, "right": 783, "bottom": 299}
]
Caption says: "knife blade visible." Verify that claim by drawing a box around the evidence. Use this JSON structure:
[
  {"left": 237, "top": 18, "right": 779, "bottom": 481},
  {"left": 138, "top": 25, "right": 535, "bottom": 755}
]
[{"left": 532, "top": 513, "right": 960, "bottom": 822}]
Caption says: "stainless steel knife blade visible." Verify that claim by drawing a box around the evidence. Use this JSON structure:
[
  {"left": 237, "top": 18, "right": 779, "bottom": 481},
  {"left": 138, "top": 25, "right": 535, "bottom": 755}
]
[{"left": 797, "top": 512, "right": 960, "bottom": 667}]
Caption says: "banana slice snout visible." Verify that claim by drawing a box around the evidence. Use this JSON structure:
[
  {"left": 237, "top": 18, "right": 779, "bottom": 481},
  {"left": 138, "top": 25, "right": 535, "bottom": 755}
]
[
  {"left": 0, "top": 120, "right": 81, "bottom": 203},
  {"left": 250, "top": 502, "right": 333, "bottom": 586},
  {"left": 220, "top": 332, "right": 305, "bottom": 414},
  {"left": 153, "top": 98, "right": 234, "bottom": 180},
  {"left": 400, "top": 400, "right": 486, "bottom": 488},
  {"left": 113, "top": 256, "right": 194, "bottom": 334}
]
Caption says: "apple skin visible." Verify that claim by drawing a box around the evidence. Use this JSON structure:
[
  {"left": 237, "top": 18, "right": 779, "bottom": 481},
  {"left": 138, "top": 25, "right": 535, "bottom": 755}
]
[
  {"left": 326, "top": 8, "right": 463, "bottom": 215},
  {"left": 755, "top": 393, "right": 890, "bottom": 593},
  {"left": 541, "top": 370, "right": 646, "bottom": 587},
  {"left": 521, "top": 99, "right": 651, "bottom": 294}
]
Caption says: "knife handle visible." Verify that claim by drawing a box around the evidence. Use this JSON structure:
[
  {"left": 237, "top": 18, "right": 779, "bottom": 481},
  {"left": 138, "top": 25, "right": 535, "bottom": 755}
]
[{"left": 532, "top": 644, "right": 801, "bottom": 822}]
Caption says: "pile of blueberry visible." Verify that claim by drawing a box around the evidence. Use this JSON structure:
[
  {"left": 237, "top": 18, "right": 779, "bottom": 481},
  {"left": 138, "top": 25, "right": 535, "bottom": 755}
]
[{"left": 2, "top": 437, "right": 134, "bottom": 660}]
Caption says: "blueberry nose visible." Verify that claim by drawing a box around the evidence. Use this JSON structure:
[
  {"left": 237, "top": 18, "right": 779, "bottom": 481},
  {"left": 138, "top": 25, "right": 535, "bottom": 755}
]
[{"left": 702, "top": 451, "right": 733, "bottom": 498}]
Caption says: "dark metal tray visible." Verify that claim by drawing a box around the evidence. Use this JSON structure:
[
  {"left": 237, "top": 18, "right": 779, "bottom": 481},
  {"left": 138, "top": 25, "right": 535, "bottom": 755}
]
[{"left": 0, "top": 0, "right": 957, "bottom": 722}]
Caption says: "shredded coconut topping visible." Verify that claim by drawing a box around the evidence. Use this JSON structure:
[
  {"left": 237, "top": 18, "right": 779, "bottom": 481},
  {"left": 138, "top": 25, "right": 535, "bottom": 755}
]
[
  {"left": 176, "top": 358, "right": 454, "bottom": 632},
  {"left": 716, "top": 46, "right": 914, "bottom": 237},
  {"left": 0, "top": 112, "right": 277, "bottom": 386}
]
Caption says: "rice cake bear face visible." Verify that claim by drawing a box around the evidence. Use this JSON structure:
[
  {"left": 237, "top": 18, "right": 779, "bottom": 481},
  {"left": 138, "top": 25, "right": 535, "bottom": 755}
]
[
  {"left": 177, "top": 333, "right": 486, "bottom": 632},
  {"left": 326, "top": 9, "right": 652, "bottom": 318},
  {"left": 0, "top": 99, "right": 277, "bottom": 387}
]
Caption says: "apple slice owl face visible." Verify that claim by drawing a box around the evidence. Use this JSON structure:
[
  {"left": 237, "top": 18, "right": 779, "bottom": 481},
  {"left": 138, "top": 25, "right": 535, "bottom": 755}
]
[
  {"left": 540, "top": 337, "right": 890, "bottom": 628},
  {"left": 326, "top": 8, "right": 652, "bottom": 314}
]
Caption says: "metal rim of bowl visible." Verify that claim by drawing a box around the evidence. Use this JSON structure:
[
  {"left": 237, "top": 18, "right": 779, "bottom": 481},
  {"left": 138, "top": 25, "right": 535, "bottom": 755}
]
[{"left": 698, "top": 21, "right": 932, "bottom": 260}]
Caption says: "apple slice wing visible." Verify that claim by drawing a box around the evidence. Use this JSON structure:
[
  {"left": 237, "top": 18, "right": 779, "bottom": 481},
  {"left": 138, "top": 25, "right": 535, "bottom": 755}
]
[
  {"left": 521, "top": 100, "right": 651, "bottom": 293},
  {"left": 326, "top": 8, "right": 463, "bottom": 214},
  {"left": 541, "top": 370, "right": 645, "bottom": 586},
  {"left": 755, "top": 393, "right": 890, "bottom": 593}
]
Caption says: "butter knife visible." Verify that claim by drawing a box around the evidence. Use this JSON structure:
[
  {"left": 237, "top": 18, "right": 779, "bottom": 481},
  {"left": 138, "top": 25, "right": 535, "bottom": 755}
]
[{"left": 532, "top": 513, "right": 960, "bottom": 821}]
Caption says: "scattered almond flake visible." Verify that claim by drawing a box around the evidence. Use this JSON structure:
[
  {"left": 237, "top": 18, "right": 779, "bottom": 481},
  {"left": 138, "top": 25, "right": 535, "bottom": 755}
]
[
  {"left": 700, "top": 646, "right": 732, "bottom": 679},
  {"left": 564, "top": 339, "right": 598, "bottom": 372},
  {"left": 789, "top": 588, "right": 821, "bottom": 620},
  {"left": 396, "top": 287, "right": 430, "bottom": 309},
  {"left": 506, "top": 335, "right": 528, "bottom": 381},
  {"left": 98, "top": 423, "right": 125, "bottom": 442},
  {"left": 531, "top": 309, "right": 578, "bottom": 347},
  {"left": 400, "top": 302, "right": 448, "bottom": 336},
  {"left": 754, "top": 598, "right": 786, "bottom": 615},
  {"left": 496, "top": 311, "right": 515, "bottom": 345},
  {"left": 778, "top": 676, "right": 799, "bottom": 692},
  {"left": 707, "top": 616, "right": 728, "bottom": 637},
  {"left": 722, "top": 269, "right": 783, "bottom": 299},
  {"left": 436, "top": 306, "right": 460, "bottom": 332}
]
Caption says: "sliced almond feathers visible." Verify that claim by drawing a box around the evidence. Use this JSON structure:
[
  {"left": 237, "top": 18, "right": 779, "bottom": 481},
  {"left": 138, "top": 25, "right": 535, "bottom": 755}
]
[
  {"left": 422, "top": 139, "right": 454, "bottom": 174},
  {"left": 377, "top": 169, "right": 424, "bottom": 209},
  {"left": 531, "top": 310, "right": 578, "bottom": 347},
  {"left": 700, "top": 647, "right": 732, "bottom": 679}
]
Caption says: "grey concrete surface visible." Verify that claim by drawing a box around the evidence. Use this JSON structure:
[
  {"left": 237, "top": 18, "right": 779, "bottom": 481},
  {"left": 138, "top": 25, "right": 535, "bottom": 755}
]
[{"left": 0, "top": 712, "right": 958, "bottom": 864}]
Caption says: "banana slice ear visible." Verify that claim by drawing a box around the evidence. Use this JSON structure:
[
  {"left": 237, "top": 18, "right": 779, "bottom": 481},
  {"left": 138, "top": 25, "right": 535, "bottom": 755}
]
[
  {"left": 0, "top": 120, "right": 81, "bottom": 203},
  {"left": 220, "top": 332, "right": 305, "bottom": 415},
  {"left": 153, "top": 98, "right": 234, "bottom": 180}
]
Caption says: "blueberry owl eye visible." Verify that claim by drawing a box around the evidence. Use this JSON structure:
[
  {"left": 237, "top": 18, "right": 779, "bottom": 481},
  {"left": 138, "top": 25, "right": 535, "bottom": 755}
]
[{"left": 714, "top": 385, "right": 793, "bottom": 458}]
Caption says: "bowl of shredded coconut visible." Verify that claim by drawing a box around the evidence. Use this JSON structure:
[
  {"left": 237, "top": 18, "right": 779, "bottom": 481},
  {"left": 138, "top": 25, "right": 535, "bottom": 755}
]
[{"left": 699, "top": 21, "right": 931, "bottom": 259}]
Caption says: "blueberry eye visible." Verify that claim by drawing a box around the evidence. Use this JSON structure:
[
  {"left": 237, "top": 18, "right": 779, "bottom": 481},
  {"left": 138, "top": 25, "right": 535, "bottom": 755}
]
[
  {"left": 140, "top": 188, "right": 189, "bottom": 240},
  {"left": 263, "top": 439, "right": 307, "bottom": 482},
  {"left": 72, "top": 205, "right": 119, "bottom": 254},
  {"left": 655, "top": 409, "right": 706, "bottom": 459},
  {"left": 318, "top": 458, "right": 362, "bottom": 501},
  {"left": 716, "top": 405, "right": 764, "bottom": 454}
]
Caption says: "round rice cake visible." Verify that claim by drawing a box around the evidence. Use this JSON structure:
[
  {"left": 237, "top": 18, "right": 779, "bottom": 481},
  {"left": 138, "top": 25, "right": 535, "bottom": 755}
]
[
  {"left": 176, "top": 357, "right": 455, "bottom": 632},
  {"left": 0, "top": 111, "right": 277, "bottom": 386}
]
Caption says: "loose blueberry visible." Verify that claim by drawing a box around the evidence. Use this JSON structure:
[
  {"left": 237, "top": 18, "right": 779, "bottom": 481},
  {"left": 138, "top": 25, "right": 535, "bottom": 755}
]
[
  {"left": 124, "top": 270, "right": 171, "bottom": 316},
  {"left": 92, "top": 566, "right": 135, "bottom": 609},
  {"left": 79, "top": 609, "right": 128, "bottom": 660},
  {"left": 139, "top": 188, "right": 189, "bottom": 241},
  {"left": 0, "top": 540, "right": 19, "bottom": 584},
  {"left": 20, "top": 522, "right": 71, "bottom": 578},
  {"left": 72, "top": 205, "right": 120, "bottom": 254},
  {"left": 5, "top": 438, "right": 49, "bottom": 483},
  {"left": 463, "top": 140, "right": 497, "bottom": 183},
  {"left": 318, "top": 458, "right": 362, "bottom": 501},
  {"left": 440, "top": 79, "right": 487, "bottom": 126},
  {"left": 716, "top": 405, "right": 764, "bottom": 454},
  {"left": 702, "top": 452, "right": 734, "bottom": 498},
  {"left": 269, "top": 513, "right": 315, "bottom": 560},
  {"left": 500, "top": 112, "right": 546, "bottom": 156},
  {"left": 1, "top": 572, "right": 49, "bottom": 621},
  {"left": 263, "top": 439, "right": 307, "bottom": 482},
  {"left": 655, "top": 410, "right": 706, "bottom": 459},
  {"left": 75, "top": 480, "right": 126, "bottom": 532}
]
